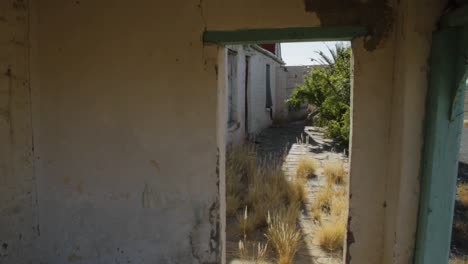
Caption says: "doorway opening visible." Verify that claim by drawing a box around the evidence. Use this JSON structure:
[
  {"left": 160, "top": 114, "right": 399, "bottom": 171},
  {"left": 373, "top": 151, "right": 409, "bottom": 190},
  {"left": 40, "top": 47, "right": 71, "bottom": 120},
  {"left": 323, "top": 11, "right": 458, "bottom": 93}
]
[
  {"left": 209, "top": 28, "right": 358, "bottom": 263},
  {"left": 413, "top": 11, "right": 468, "bottom": 264}
]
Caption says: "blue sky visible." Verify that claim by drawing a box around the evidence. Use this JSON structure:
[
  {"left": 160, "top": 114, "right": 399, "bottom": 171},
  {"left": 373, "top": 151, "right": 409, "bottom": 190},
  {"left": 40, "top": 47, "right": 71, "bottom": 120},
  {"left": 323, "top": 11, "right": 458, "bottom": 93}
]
[{"left": 280, "top": 41, "right": 349, "bottom": 66}]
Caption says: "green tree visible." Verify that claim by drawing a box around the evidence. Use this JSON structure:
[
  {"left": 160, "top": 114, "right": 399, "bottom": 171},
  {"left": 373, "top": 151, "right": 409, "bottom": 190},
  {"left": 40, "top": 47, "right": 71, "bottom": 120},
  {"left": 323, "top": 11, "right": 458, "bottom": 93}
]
[{"left": 286, "top": 44, "right": 351, "bottom": 147}]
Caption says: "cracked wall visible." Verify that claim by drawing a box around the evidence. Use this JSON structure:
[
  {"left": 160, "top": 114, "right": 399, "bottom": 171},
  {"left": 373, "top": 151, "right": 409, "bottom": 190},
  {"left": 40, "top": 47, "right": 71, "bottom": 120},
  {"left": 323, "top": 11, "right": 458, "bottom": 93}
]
[{"left": 304, "top": 0, "right": 394, "bottom": 51}]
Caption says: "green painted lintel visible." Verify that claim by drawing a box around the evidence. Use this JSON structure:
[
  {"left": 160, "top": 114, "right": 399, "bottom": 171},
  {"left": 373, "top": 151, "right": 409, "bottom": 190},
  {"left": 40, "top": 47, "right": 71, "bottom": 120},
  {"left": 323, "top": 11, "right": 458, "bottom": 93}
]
[{"left": 203, "top": 26, "right": 367, "bottom": 44}]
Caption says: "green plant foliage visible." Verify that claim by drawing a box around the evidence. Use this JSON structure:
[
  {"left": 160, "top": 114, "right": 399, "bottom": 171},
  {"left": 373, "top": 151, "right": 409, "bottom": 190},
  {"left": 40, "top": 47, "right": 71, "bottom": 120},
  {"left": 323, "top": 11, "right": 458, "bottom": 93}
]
[{"left": 286, "top": 44, "right": 351, "bottom": 147}]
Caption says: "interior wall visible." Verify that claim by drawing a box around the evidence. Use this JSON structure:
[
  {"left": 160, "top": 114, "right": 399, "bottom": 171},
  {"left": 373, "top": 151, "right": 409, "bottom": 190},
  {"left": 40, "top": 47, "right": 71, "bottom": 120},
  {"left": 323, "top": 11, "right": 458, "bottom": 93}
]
[
  {"left": 31, "top": 1, "right": 220, "bottom": 263},
  {"left": 0, "top": 0, "right": 448, "bottom": 263}
]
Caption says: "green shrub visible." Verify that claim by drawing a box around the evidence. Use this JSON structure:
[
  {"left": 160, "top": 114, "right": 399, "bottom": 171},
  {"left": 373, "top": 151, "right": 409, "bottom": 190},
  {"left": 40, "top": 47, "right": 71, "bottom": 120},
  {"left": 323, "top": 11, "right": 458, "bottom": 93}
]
[{"left": 286, "top": 44, "right": 351, "bottom": 147}]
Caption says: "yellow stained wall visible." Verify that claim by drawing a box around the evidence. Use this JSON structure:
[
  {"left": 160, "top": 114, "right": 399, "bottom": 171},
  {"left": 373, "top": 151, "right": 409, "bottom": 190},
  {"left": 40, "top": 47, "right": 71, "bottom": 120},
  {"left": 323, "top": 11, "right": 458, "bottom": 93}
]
[{"left": 0, "top": 0, "right": 447, "bottom": 263}]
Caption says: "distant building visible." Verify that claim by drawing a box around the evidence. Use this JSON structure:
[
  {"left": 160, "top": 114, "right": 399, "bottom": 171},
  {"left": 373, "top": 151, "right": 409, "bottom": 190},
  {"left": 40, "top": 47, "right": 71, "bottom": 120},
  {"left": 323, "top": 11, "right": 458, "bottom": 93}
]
[
  {"left": 225, "top": 44, "right": 284, "bottom": 147},
  {"left": 225, "top": 43, "right": 317, "bottom": 147},
  {"left": 275, "top": 65, "right": 313, "bottom": 121}
]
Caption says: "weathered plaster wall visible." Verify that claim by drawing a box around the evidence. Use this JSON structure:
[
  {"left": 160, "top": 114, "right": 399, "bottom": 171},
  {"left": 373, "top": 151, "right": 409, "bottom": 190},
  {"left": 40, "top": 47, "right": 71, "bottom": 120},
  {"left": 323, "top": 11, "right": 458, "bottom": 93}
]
[
  {"left": 31, "top": 1, "right": 220, "bottom": 263},
  {"left": 225, "top": 45, "right": 247, "bottom": 147},
  {"left": 347, "top": 35, "right": 396, "bottom": 264},
  {"left": 383, "top": 0, "right": 447, "bottom": 263},
  {"left": 25, "top": 2, "right": 320, "bottom": 262},
  {"left": 0, "top": 0, "right": 38, "bottom": 262}
]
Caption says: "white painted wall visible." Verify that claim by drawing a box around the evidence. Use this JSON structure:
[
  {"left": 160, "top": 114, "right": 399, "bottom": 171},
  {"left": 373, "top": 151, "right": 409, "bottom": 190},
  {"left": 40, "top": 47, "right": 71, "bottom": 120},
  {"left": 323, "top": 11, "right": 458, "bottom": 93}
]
[
  {"left": 226, "top": 45, "right": 283, "bottom": 146},
  {"left": 225, "top": 45, "right": 246, "bottom": 147},
  {"left": 247, "top": 48, "right": 281, "bottom": 135}
]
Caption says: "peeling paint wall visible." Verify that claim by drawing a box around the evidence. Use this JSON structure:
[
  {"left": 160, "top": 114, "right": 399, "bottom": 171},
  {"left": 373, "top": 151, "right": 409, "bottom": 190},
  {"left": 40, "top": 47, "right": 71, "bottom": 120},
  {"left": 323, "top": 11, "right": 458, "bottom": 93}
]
[
  {"left": 0, "top": 0, "right": 449, "bottom": 263},
  {"left": 303, "top": 0, "right": 394, "bottom": 51},
  {"left": 347, "top": 35, "right": 396, "bottom": 264}
]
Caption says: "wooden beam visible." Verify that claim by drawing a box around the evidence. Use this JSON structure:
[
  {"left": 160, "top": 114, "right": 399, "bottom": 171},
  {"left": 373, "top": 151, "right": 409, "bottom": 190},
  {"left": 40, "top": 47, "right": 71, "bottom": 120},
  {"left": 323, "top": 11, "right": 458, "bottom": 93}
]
[{"left": 203, "top": 26, "right": 367, "bottom": 44}]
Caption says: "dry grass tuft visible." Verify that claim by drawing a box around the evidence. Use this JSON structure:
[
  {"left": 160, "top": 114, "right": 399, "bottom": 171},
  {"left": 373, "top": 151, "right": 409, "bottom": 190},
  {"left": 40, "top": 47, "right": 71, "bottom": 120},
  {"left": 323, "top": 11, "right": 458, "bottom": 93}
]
[
  {"left": 277, "top": 201, "right": 301, "bottom": 227},
  {"left": 237, "top": 207, "right": 256, "bottom": 238},
  {"left": 227, "top": 144, "right": 308, "bottom": 263},
  {"left": 245, "top": 176, "right": 265, "bottom": 208},
  {"left": 226, "top": 194, "right": 241, "bottom": 217},
  {"left": 311, "top": 206, "right": 322, "bottom": 223},
  {"left": 238, "top": 240, "right": 269, "bottom": 262},
  {"left": 324, "top": 160, "right": 346, "bottom": 185},
  {"left": 316, "top": 216, "right": 346, "bottom": 252},
  {"left": 287, "top": 180, "right": 307, "bottom": 204},
  {"left": 254, "top": 242, "right": 269, "bottom": 262},
  {"left": 331, "top": 195, "right": 348, "bottom": 218},
  {"left": 452, "top": 220, "right": 468, "bottom": 248},
  {"left": 314, "top": 184, "right": 347, "bottom": 252},
  {"left": 266, "top": 216, "right": 302, "bottom": 264},
  {"left": 265, "top": 165, "right": 289, "bottom": 200},
  {"left": 310, "top": 183, "right": 348, "bottom": 243},
  {"left": 226, "top": 164, "right": 242, "bottom": 197},
  {"left": 450, "top": 257, "right": 468, "bottom": 264},
  {"left": 296, "top": 157, "right": 318, "bottom": 180},
  {"left": 457, "top": 182, "right": 468, "bottom": 206},
  {"left": 228, "top": 144, "right": 257, "bottom": 179},
  {"left": 238, "top": 240, "right": 248, "bottom": 260},
  {"left": 311, "top": 186, "right": 334, "bottom": 213},
  {"left": 246, "top": 165, "right": 290, "bottom": 229}
]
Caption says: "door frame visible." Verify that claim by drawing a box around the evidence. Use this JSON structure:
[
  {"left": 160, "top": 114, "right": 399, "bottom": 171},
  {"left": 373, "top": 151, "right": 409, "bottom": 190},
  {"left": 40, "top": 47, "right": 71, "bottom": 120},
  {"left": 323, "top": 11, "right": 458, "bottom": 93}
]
[
  {"left": 414, "top": 6, "right": 468, "bottom": 264},
  {"left": 207, "top": 26, "right": 366, "bottom": 264}
]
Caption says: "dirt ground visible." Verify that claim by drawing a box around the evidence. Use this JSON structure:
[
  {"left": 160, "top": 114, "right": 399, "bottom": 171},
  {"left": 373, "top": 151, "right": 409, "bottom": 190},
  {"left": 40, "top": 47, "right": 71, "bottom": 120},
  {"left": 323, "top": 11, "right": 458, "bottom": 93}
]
[
  {"left": 226, "top": 122, "right": 348, "bottom": 264},
  {"left": 451, "top": 163, "right": 468, "bottom": 260}
]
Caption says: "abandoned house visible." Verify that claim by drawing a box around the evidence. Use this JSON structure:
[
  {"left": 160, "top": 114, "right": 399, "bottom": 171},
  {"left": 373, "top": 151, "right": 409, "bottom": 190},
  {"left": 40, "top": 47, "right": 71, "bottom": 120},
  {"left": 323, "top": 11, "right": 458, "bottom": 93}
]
[
  {"left": 225, "top": 44, "right": 284, "bottom": 146},
  {"left": 1, "top": 0, "right": 468, "bottom": 263},
  {"left": 226, "top": 44, "right": 312, "bottom": 147}
]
